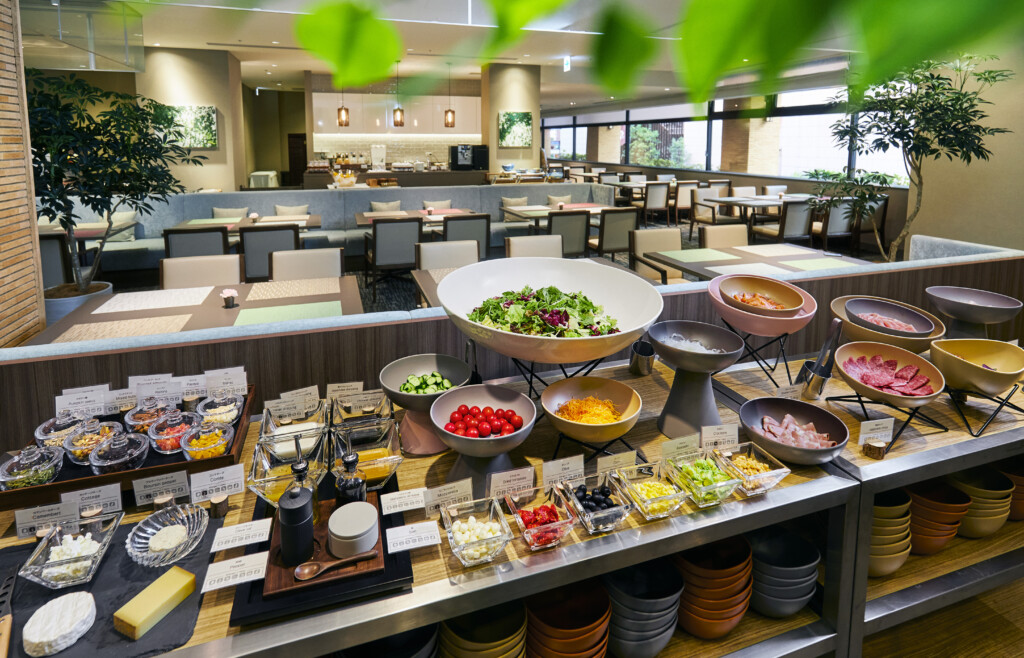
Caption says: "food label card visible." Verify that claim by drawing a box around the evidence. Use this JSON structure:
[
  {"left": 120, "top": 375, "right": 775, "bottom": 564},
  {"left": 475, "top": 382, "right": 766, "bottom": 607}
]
[
  {"left": 859, "top": 418, "right": 894, "bottom": 446},
  {"left": 210, "top": 519, "right": 273, "bottom": 552},
  {"left": 386, "top": 521, "right": 441, "bottom": 554},
  {"left": 190, "top": 464, "right": 245, "bottom": 503},
  {"left": 103, "top": 388, "right": 137, "bottom": 415},
  {"left": 424, "top": 478, "right": 474, "bottom": 516},
  {"left": 61, "top": 483, "right": 122, "bottom": 515},
  {"left": 263, "top": 398, "right": 306, "bottom": 419},
  {"left": 701, "top": 424, "right": 738, "bottom": 450},
  {"left": 201, "top": 552, "right": 268, "bottom": 593},
  {"left": 127, "top": 373, "right": 172, "bottom": 392},
  {"left": 173, "top": 375, "right": 207, "bottom": 399},
  {"left": 542, "top": 455, "right": 585, "bottom": 490},
  {"left": 380, "top": 488, "right": 427, "bottom": 515},
  {"left": 282, "top": 385, "right": 321, "bottom": 411},
  {"left": 54, "top": 390, "right": 106, "bottom": 418},
  {"left": 15, "top": 502, "right": 79, "bottom": 540},
  {"left": 133, "top": 471, "right": 190, "bottom": 505},
  {"left": 488, "top": 467, "right": 535, "bottom": 498},
  {"left": 776, "top": 383, "right": 803, "bottom": 400},
  {"left": 136, "top": 380, "right": 183, "bottom": 405},
  {"left": 326, "top": 382, "right": 363, "bottom": 400},
  {"left": 205, "top": 367, "right": 248, "bottom": 396},
  {"left": 596, "top": 451, "right": 637, "bottom": 474},
  {"left": 61, "top": 384, "right": 110, "bottom": 396},
  {"left": 661, "top": 435, "right": 701, "bottom": 463}
]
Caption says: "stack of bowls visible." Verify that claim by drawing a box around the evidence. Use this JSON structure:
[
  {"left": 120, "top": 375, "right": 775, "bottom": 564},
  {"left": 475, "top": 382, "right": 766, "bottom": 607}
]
[
  {"left": 906, "top": 480, "right": 971, "bottom": 554},
  {"left": 441, "top": 600, "right": 526, "bottom": 658},
  {"left": 749, "top": 531, "right": 821, "bottom": 618},
  {"left": 996, "top": 458, "right": 1024, "bottom": 521},
  {"left": 602, "top": 560, "right": 682, "bottom": 658},
  {"left": 526, "top": 579, "right": 610, "bottom": 658},
  {"left": 946, "top": 467, "right": 1015, "bottom": 538},
  {"left": 869, "top": 490, "right": 912, "bottom": 577},
  {"left": 674, "top": 536, "right": 751, "bottom": 639},
  {"left": 344, "top": 623, "right": 439, "bottom": 658}
]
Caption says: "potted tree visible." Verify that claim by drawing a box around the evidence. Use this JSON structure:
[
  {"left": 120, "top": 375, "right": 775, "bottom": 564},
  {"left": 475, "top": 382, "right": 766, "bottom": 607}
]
[
  {"left": 832, "top": 55, "right": 1012, "bottom": 262},
  {"left": 806, "top": 168, "right": 899, "bottom": 256},
  {"left": 26, "top": 71, "right": 204, "bottom": 320}
]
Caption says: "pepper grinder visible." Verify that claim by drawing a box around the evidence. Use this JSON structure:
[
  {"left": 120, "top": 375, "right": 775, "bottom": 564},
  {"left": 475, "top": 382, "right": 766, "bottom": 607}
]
[{"left": 277, "top": 487, "right": 314, "bottom": 566}]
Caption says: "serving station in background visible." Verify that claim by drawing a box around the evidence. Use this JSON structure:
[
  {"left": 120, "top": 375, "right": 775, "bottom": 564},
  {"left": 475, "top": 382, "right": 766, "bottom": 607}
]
[{"left": 0, "top": 259, "right": 1023, "bottom": 658}]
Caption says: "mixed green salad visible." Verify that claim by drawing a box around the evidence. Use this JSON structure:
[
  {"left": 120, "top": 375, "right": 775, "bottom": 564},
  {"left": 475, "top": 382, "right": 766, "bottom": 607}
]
[{"left": 468, "top": 286, "right": 620, "bottom": 337}]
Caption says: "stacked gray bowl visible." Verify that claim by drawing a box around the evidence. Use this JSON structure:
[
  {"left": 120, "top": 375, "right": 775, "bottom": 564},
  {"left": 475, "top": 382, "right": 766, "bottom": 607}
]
[
  {"left": 602, "top": 559, "right": 683, "bottom": 658},
  {"left": 749, "top": 531, "right": 821, "bottom": 618}
]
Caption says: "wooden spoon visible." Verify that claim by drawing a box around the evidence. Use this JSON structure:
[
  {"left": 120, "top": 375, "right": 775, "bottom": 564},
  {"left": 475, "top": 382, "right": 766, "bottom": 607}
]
[{"left": 293, "top": 549, "right": 378, "bottom": 581}]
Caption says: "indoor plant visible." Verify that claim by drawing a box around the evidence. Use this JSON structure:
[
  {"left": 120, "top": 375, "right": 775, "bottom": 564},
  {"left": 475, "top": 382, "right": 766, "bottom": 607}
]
[
  {"left": 26, "top": 70, "right": 204, "bottom": 306},
  {"left": 832, "top": 55, "right": 1012, "bottom": 261},
  {"left": 806, "top": 168, "right": 899, "bottom": 256}
]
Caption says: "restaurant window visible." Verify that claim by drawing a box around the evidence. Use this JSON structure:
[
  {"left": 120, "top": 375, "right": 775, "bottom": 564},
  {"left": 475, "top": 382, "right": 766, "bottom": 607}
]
[
  {"left": 709, "top": 120, "right": 723, "bottom": 171},
  {"left": 777, "top": 86, "right": 845, "bottom": 107},
  {"left": 544, "top": 127, "right": 575, "bottom": 159},
  {"left": 855, "top": 148, "right": 910, "bottom": 185},
  {"left": 776, "top": 114, "right": 850, "bottom": 178},
  {"left": 573, "top": 127, "right": 588, "bottom": 161}
]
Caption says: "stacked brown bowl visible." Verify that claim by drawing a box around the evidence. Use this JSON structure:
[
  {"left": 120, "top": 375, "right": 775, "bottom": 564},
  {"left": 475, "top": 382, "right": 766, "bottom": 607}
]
[
  {"left": 906, "top": 480, "right": 971, "bottom": 554},
  {"left": 602, "top": 560, "right": 682, "bottom": 658},
  {"left": 441, "top": 600, "right": 527, "bottom": 658},
  {"left": 946, "top": 467, "right": 1015, "bottom": 538},
  {"left": 673, "top": 536, "right": 751, "bottom": 639},
  {"left": 748, "top": 531, "right": 821, "bottom": 618},
  {"left": 525, "top": 580, "right": 610, "bottom": 658},
  {"left": 869, "top": 490, "right": 912, "bottom": 577},
  {"left": 997, "top": 457, "right": 1024, "bottom": 521}
]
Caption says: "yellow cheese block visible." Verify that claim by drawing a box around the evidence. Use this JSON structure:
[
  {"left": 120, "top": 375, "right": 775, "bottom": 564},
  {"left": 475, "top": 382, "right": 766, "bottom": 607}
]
[{"left": 114, "top": 566, "right": 196, "bottom": 640}]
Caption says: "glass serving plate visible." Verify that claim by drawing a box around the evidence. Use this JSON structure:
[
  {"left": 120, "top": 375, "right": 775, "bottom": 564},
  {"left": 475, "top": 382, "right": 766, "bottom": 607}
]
[
  {"left": 713, "top": 442, "right": 791, "bottom": 497},
  {"left": 505, "top": 486, "right": 577, "bottom": 550},
  {"left": 612, "top": 462, "right": 689, "bottom": 520},
  {"left": 20, "top": 511, "right": 124, "bottom": 589},
  {"left": 441, "top": 498, "right": 514, "bottom": 567},
  {"left": 560, "top": 472, "right": 634, "bottom": 534},
  {"left": 667, "top": 452, "right": 742, "bottom": 509},
  {"left": 332, "top": 420, "right": 402, "bottom": 492},
  {"left": 125, "top": 504, "right": 208, "bottom": 568},
  {"left": 330, "top": 390, "right": 393, "bottom": 427},
  {"left": 259, "top": 399, "right": 327, "bottom": 448},
  {"left": 248, "top": 428, "right": 328, "bottom": 507}
]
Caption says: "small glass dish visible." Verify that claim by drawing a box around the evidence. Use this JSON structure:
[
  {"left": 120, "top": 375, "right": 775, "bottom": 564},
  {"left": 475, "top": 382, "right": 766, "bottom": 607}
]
[
  {"left": 0, "top": 446, "right": 63, "bottom": 490},
  {"left": 561, "top": 472, "right": 634, "bottom": 534},
  {"left": 667, "top": 452, "right": 742, "bottom": 509},
  {"left": 330, "top": 390, "right": 393, "bottom": 427},
  {"left": 64, "top": 420, "right": 123, "bottom": 466},
  {"left": 125, "top": 504, "right": 208, "bottom": 567},
  {"left": 19, "top": 511, "right": 124, "bottom": 589},
  {"left": 248, "top": 429, "right": 328, "bottom": 507},
  {"left": 441, "top": 498, "right": 514, "bottom": 567},
  {"left": 260, "top": 398, "right": 327, "bottom": 444},
  {"left": 34, "top": 410, "right": 86, "bottom": 450},
  {"left": 505, "top": 486, "right": 577, "bottom": 550},
  {"left": 612, "top": 462, "right": 688, "bottom": 520},
  {"left": 89, "top": 432, "right": 149, "bottom": 475},
  {"left": 181, "top": 422, "right": 235, "bottom": 461},
  {"left": 713, "top": 442, "right": 791, "bottom": 497},
  {"left": 125, "top": 397, "right": 174, "bottom": 434},
  {"left": 147, "top": 410, "right": 201, "bottom": 455},
  {"left": 197, "top": 389, "right": 244, "bottom": 425},
  {"left": 332, "top": 420, "right": 403, "bottom": 491}
]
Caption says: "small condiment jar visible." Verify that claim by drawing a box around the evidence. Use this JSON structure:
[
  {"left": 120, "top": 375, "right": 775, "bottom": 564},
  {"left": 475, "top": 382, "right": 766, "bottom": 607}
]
[
  {"left": 327, "top": 501, "right": 378, "bottom": 558},
  {"left": 277, "top": 487, "right": 314, "bottom": 566},
  {"left": 335, "top": 453, "right": 366, "bottom": 507}
]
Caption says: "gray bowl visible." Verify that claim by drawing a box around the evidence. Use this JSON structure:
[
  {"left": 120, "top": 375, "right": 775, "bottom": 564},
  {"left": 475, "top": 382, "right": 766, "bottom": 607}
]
[
  {"left": 752, "top": 578, "right": 816, "bottom": 599},
  {"left": 739, "top": 397, "right": 849, "bottom": 465},
  {"left": 609, "top": 615, "right": 675, "bottom": 642},
  {"left": 749, "top": 529, "right": 821, "bottom": 579},
  {"left": 610, "top": 604, "right": 678, "bottom": 634},
  {"left": 926, "top": 286, "right": 1022, "bottom": 325},
  {"left": 845, "top": 298, "right": 934, "bottom": 338},
  {"left": 648, "top": 320, "right": 745, "bottom": 375},
  {"left": 608, "top": 620, "right": 675, "bottom": 658},
  {"left": 379, "top": 353, "right": 472, "bottom": 413},
  {"left": 753, "top": 568, "right": 818, "bottom": 589},
  {"left": 750, "top": 587, "right": 815, "bottom": 619},
  {"left": 602, "top": 560, "right": 685, "bottom": 613},
  {"left": 610, "top": 598, "right": 679, "bottom": 622}
]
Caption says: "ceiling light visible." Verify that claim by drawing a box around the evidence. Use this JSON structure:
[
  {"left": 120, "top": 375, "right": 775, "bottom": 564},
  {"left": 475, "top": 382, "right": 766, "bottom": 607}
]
[
  {"left": 271, "top": 64, "right": 278, "bottom": 67},
  {"left": 569, "top": 102, "right": 575, "bottom": 105},
  {"left": 523, "top": 54, "right": 530, "bottom": 57},
  {"left": 407, "top": 48, "right": 413, "bottom": 52},
  {"left": 664, "top": 87, "right": 670, "bottom": 91},
  {"left": 444, "top": 63, "right": 455, "bottom": 128},
  {"left": 338, "top": 83, "right": 349, "bottom": 127},
  {"left": 276, "top": 83, "right": 281, "bottom": 86},
  {"left": 271, "top": 41, "right": 279, "bottom": 44},
  {"left": 153, "top": 43, "right": 160, "bottom": 46},
  {"left": 742, "top": 58, "right": 749, "bottom": 62},
  {"left": 610, "top": 96, "right": 614, "bottom": 99},
  {"left": 266, "top": 71, "right": 272, "bottom": 75},
  {"left": 392, "top": 60, "right": 404, "bottom": 127}
]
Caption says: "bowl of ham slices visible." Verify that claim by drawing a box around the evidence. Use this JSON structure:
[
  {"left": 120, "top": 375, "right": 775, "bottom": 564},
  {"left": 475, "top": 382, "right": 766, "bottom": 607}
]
[
  {"left": 845, "top": 298, "right": 934, "bottom": 339},
  {"left": 835, "top": 341, "right": 945, "bottom": 409},
  {"left": 738, "top": 398, "right": 849, "bottom": 465}
]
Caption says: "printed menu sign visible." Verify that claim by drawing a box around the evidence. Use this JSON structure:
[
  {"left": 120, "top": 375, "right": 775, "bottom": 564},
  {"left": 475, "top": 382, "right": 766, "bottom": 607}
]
[
  {"left": 596, "top": 451, "right": 637, "bottom": 474},
  {"left": 173, "top": 374, "right": 207, "bottom": 400},
  {"left": 661, "top": 435, "right": 700, "bottom": 462},
  {"left": 103, "top": 388, "right": 137, "bottom": 415},
  {"left": 136, "top": 380, "right": 184, "bottom": 405},
  {"left": 128, "top": 373, "right": 172, "bottom": 392},
  {"left": 133, "top": 471, "right": 190, "bottom": 505},
  {"left": 281, "top": 385, "right": 320, "bottom": 411},
  {"left": 54, "top": 390, "right": 106, "bottom": 417},
  {"left": 327, "top": 382, "right": 363, "bottom": 400},
  {"left": 201, "top": 552, "right": 268, "bottom": 593},
  {"left": 386, "top": 521, "right": 441, "bottom": 554},
  {"left": 859, "top": 418, "right": 894, "bottom": 446},
  {"left": 205, "top": 367, "right": 248, "bottom": 396},
  {"left": 487, "top": 467, "right": 535, "bottom": 498},
  {"left": 701, "top": 424, "right": 739, "bottom": 451},
  {"left": 15, "top": 502, "right": 79, "bottom": 540},
  {"left": 542, "top": 455, "right": 585, "bottom": 490},
  {"left": 263, "top": 398, "right": 306, "bottom": 419},
  {"left": 61, "top": 483, "right": 122, "bottom": 515},
  {"left": 380, "top": 488, "right": 427, "bottom": 515},
  {"left": 190, "top": 464, "right": 245, "bottom": 503},
  {"left": 210, "top": 519, "right": 273, "bottom": 552},
  {"left": 424, "top": 478, "right": 474, "bottom": 516}
]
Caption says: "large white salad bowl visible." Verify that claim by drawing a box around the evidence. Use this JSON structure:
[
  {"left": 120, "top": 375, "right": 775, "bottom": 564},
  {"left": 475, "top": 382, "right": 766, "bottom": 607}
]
[{"left": 436, "top": 258, "right": 664, "bottom": 364}]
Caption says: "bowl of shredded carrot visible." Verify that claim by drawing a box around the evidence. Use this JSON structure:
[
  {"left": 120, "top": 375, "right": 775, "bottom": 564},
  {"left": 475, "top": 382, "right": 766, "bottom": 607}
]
[{"left": 541, "top": 377, "right": 642, "bottom": 444}]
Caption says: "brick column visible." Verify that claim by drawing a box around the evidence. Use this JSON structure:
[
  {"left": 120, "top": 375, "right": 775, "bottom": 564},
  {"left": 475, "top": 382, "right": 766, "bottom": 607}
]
[{"left": 719, "top": 97, "right": 780, "bottom": 175}]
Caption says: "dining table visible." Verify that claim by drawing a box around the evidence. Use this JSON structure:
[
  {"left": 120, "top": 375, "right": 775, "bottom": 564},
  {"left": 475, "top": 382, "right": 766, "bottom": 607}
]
[
  {"left": 171, "top": 214, "right": 323, "bottom": 232},
  {"left": 354, "top": 208, "right": 476, "bottom": 228},
  {"left": 501, "top": 202, "right": 615, "bottom": 229},
  {"left": 28, "top": 275, "right": 363, "bottom": 345},
  {"left": 38, "top": 220, "right": 139, "bottom": 265},
  {"left": 643, "top": 243, "right": 870, "bottom": 281}
]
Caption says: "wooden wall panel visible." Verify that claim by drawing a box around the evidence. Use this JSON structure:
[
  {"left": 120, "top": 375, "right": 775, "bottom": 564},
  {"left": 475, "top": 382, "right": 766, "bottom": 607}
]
[
  {"left": 0, "top": 0, "right": 43, "bottom": 347},
  {"left": 2, "top": 257, "right": 1023, "bottom": 452}
]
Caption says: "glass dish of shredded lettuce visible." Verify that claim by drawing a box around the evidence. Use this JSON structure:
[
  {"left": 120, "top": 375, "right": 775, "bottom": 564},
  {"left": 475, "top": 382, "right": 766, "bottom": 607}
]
[{"left": 467, "top": 286, "right": 620, "bottom": 337}]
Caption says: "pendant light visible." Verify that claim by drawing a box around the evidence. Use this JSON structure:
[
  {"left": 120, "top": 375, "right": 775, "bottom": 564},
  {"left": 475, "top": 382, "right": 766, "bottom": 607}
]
[
  {"left": 444, "top": 63, "right": 455, "bottom": 128},
  {"left": 337, "top": 87, "right": 349, "bottom": 127},
  {"left": 392, "top": 61, "right": 405, "bottom": 127}
]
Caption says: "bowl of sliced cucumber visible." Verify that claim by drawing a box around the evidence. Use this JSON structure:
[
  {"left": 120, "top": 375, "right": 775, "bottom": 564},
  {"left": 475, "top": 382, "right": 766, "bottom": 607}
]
[{"left": 379, "top": 354, "right": 473, "bottom": 455}]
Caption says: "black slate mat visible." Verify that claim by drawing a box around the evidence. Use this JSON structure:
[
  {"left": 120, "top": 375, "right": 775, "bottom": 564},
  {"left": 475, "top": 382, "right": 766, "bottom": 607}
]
[{"left": 3, "top": 516, "right": 222, "bottom": 658}]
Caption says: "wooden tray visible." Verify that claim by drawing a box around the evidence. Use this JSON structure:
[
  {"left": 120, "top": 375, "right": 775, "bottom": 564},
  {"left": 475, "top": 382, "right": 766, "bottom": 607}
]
[
  {"left": 0, "top": 385, "right": 256, "bottom": 511},
  {"left": 263, "top": 492, "right": 386, "bottom": 598}
]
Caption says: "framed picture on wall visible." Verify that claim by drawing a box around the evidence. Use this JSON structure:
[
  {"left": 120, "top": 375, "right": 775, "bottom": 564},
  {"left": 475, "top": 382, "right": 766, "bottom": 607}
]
[
  {"left": 169, "top": 105, "right": 218, "bottom": 148},
  {"left": 498, "top": 111, "right": 533, "bottom": 148}
]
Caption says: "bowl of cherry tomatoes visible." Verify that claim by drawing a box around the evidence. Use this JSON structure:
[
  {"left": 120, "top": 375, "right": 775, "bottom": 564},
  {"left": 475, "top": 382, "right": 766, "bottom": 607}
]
[{"left": 429, "top": 384, "right": 537, "bottom": 460}]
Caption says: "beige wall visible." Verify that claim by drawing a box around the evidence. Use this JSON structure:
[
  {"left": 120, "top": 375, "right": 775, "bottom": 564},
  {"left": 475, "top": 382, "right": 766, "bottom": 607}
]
[
  {"left": 135, "top": 48, "right": 246, "bottom": 191},
  {"left": 909, "top": 43, "right": 1024, "bottom": 249},
  {"left": 481, "top": 64, "right": 540, "bottom": 170},
  {"left": 243, "top": 89, "right": 305, "bottom": 180},
  {"left": 242, "top": 85, "right": 256, "bottom": 177}
]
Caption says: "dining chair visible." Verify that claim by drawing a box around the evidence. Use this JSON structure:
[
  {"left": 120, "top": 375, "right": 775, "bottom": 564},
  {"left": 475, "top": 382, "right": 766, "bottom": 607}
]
[
  {"left": 657, "top": 174, "right": 676, "bottom": 182},
  {"left": 669, "top": 181, "right": 700, "bottom": 226},
  {"left": 500, "top": 196, "right": 529, "bottom": 223},
  {"left": 590, "top": 167, "right": 606, "bottom": 175},
  {"left": 364, "top": 216, "right": 424, "bottom": 301},
  {"left": 568, "top": 166, "right": 586, "bottom": 183},
  {"left": 707, "top": 179, "right": 731, "bottom": 193},
  {"left": 626, "top": 173, "right": 647, "bottom": 202},
  {"left": 270, "top": 247, "right": 344, "bottom": 281},
  {"left": 812, "top": 198, "right": 856, "bottom": 251},
  {"left": 546, "top": 210, "right": 589, "bottom": 258},
  {"left": 442, "top": 213, "right": 490, "bottom": 259},
  {"left": 588, "top": 208, "right": 638, "bottom": 259},
  {"left": 689, "top": 187, "right": 738, "bottom": 240},
  {"left": 699, "top": 225, "right": 748, "bottom": 248},
  {"left": 159, "top": 254, "right": 242, "bottom": 289},
  {"left": 415, "top": 240, "right": 479, "bottom": 270},
  {"left": 505, "top": 235, "right": 563, "bottom": 258},
  {"left": 163, "top": 226, "right": 232, "bottom": 258},
  {"left": 598, "top": 172, "right": 620, "bottom": 185},
  {"left": 628, "top": 229, "right": 687, "bottom": 285},
  {"left": 751, "top": 201, "right": 814, "bottom": 243},
  {"left": 633, "top": 182, "right": 670, "bottom": 227},
  {"left": 761, "top": 185, "right": 789, "bottom": 217},
  {"left": 239, "top": 225, "right": 301, "bottom": 282},
  {"left": 38, "top": 233, "right": 72, "bottom": 289},
  {"left": 722, "top": 185, "right": 757, "bottom": 217}
]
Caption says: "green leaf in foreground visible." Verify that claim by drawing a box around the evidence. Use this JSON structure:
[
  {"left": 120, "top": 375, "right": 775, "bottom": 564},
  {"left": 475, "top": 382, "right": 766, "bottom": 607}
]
[
  {"left": 481, "top": 0, "right": 571, "bottom": 62},
  {"left": 592, "top": 5, "right": 657, "bottom": 96},
  {"left": 295, "top": 2, "right": 402, "bottom": 88}
]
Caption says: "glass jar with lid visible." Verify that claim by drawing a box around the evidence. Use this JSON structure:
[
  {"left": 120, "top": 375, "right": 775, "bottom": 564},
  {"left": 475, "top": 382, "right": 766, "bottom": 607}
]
[
  {"left": 197, "top": 389, "right": 243, "bottom": 425},
  {"left": 89, "top": 432, "right": 149, "bottom": 475},
  {"left": 125, "top": 397, "right": 173, "bottom": 434},
  {"left": 34, "top": 410, "right": 87, "bottom": 449},
  {"left": 0, "top": 446, "right": 63, "bottom": 490},
  {"left": 65, "top": 419, "right": 123, "bottom": 466},
  {"left": 147, "top": 410, "right": 200, "bottom": 455},
  {"left": 181, "top": 422, "right": 235, "bottom": 461}
]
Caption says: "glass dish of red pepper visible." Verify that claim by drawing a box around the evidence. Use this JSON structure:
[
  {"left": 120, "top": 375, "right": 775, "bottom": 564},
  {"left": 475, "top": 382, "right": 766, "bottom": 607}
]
[{"left": 504, "top": 486, "right": 577, "bottom": 550}]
